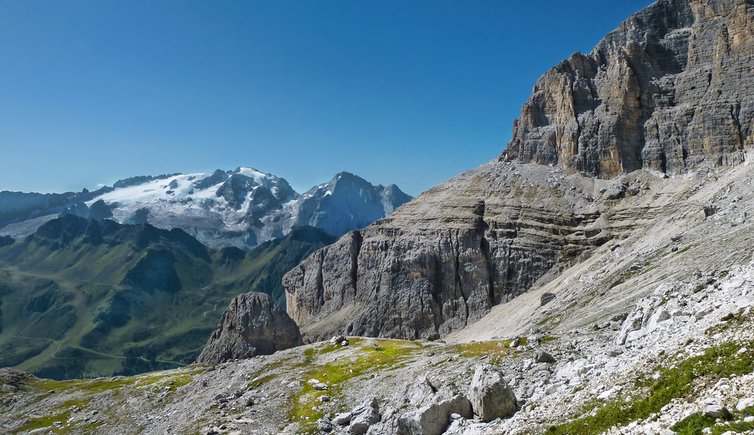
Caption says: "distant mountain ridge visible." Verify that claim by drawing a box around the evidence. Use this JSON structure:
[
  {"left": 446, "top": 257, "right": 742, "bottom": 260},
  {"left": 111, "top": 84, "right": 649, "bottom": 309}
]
[{"left": 0, "top": 167, "right": 412, "bottom": 249}]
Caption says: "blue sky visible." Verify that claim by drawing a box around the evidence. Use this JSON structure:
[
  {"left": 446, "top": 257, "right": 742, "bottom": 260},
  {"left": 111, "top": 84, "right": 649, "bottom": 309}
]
[{"left": 0, "top": 0, "right": 652, "bottom": 196}]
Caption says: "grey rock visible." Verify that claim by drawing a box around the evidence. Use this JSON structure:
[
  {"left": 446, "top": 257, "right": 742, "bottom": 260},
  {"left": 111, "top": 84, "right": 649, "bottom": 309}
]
[
  {"left": 535, "top": 351, "right": 556, "bottom": 364},
  {"left": 196, "top": 292, "right": 302, "bottom": 364},
  {"left": 318, "top": 418, "right": 334, "bottom": 432},
  {"left": 332, "top": 412, "right": 352, "bottom": 426},
  {"left": 503, "top": 0, "right": 754, "bottom": 179},
  {"left": 468, "top": 365, "right": 519, "bottom": 422},
  {"left": 404, "top": 377, "right": 438, "bottom": 407},
  {"left": 350, "top": 398, "right": 380, "bottom": 435},
  {"left": 737, "top": 398, "right": 754, "bottom": 412},
  {"left": 330, "top": 335, "right": 346, "bottom": 345},
  {"left": 312, "top": 382, "right": 329, "bottom": 391},
  {"left": 657, "top": 310, "right": 672, "bottom": 322},
  {"left": 397, "top": 394, "right": 472, "bottom": 435},
  {"left": 540, "top": 292, "right": 556, "bottom": 306},
  {"left": 704, "top": 403, "right": 732, "bottom": 419}
]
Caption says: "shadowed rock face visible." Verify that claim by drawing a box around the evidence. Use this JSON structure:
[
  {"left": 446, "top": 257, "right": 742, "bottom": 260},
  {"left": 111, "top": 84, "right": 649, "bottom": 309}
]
[
  {"left": 284, "top": 0, "right": 754, "bottom": 341},
  {"left": 197, "top": 292, "right": 302, "bottom": 363},
  {"left": 284, "top": 163, "right": 612, "bottom": 340},
  {"left": 503, "top": 0, "right": 754, "bottom": 178}
]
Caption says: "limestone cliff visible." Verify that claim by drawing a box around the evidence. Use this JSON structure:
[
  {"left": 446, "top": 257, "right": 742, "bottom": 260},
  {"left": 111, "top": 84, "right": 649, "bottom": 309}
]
[
  {"left": 503, "top": 0, "right": 754, "bottom": 177},
  {"left": 283, "top": 0, "right": 754, "bottom": 341},
  {"left": 284, "top": 163, "right": 613, "bottom": 340}
]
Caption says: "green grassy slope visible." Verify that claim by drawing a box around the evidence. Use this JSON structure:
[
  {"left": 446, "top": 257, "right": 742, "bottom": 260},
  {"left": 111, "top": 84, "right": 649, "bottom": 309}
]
[{"left": 0, "top": 215, "right": 334, "bottom": 379}]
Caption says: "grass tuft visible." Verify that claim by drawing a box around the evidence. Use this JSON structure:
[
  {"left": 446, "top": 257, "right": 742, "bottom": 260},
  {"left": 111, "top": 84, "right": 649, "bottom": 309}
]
[
  {"left": 450, "top": 337, "right": 527, "bottom": 363},
  {"left": 288, "top": 338, "right": 423, "bottom": 433},
  {"left": 547, "top": 341, "right": 754, "bottom": 435}
]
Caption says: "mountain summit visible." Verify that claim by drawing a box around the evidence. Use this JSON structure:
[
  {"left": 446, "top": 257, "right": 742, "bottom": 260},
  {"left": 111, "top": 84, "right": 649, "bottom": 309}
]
[
  {"left": 0, "top": 168, "right": 412, "bottom": 249},
  {"left": 503, "top": 0, "right": 754, "bottom": 177}
]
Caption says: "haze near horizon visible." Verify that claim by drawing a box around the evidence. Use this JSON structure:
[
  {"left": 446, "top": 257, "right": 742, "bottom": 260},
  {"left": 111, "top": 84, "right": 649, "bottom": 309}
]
[{"left": 0, "top": 0, "right": 652, "bottom": 196}]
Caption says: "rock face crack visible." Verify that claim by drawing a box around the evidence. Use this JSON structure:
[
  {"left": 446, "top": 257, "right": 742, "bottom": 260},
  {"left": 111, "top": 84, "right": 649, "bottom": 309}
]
[
  {"left": 350, "top": 231, "right": 363, "bottom": 298},
  {"left": 450, "top": 229, "right": 470, "bottom": 327},
  {"left": 474, "top": 200, "right": 496, "bottom": 307}
]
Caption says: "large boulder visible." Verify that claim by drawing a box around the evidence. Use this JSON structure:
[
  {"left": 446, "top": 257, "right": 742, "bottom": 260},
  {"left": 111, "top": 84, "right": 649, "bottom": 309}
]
[
  {"left": 397, "top": 378, "right": 473, "bottom": 435},
  {"left": 348, "top": 397, "right": 380, "bottom": 435},
  {"left": 197, "top": 292, "right": 302, "bottom": 363},
  {"left": 397, "top": 395, "right": 472, "bottom": 435},
  {"left": 468, "top": 365, "right": 518, "bottom": 422}
]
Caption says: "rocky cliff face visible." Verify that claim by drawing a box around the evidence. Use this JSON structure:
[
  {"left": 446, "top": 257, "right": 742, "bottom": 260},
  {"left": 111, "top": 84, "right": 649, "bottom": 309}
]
[
  {"left": 284, "top": 0, "right": 754, "bottom": 341},
  {"left": 284, "top": 162, "right": 611, "bottom": 340},
  {"left": 503, "top": 0, "right": 754, "bottom": 178},
  {"left": 197, "top": 292, "right": 302, "bottom": 364}
]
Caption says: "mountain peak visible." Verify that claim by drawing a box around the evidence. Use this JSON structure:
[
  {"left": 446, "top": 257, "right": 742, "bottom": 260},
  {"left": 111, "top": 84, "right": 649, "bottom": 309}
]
[{"left": 503, "top": 0, "right": 754, "bottom": 178}]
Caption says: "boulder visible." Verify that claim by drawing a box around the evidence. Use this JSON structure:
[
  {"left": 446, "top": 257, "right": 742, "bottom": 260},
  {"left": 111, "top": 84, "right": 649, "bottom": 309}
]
[
  {"left": 704, "top": 403, "right": 732, "bottom": 419},
  {"left": 397, "top": 394, "right": 472, "bottom": 435},
  {"left": 197, "top": 292, "right": 302, "bottom": 364},
  {"left": 397, "top": 379, "right": 473, "bottom": 435},
  {"left": 540, "top": 292, "right": 556, "bottom": 306},
  {"left": 330, "top": 335, "right": 346, "bottom": 345},
  {"left": 736, "top": 398, "right": 754, "bottom": 412},
  {"left": 332, "top": 412, "right": 352, "bottom": 426},
  {"left": 468, "top": 365, "right": 518, "bottom": 421},
  {"left": 349, "top": 397, "right": 380, "bottom": 435},
  {"left": 317, "top": 418, "right": 333, "bottom": 433},
  {"left": 535, "top": 351, "right": 556, "bottom": 364}
]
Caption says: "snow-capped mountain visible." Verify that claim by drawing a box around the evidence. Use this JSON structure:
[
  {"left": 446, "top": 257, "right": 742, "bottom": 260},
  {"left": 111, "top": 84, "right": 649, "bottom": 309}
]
[
  {"left": 291, "top": 172, "right": 412, "bottom": 238},
  {"left": 0, "top": 168, "right": 412, "bottom": 249}
]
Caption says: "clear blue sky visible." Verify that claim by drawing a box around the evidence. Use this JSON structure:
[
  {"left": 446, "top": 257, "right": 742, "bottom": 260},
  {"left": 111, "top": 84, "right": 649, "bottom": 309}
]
[{"left": 0, "top": 0, "right": 652, "bottom": 196}]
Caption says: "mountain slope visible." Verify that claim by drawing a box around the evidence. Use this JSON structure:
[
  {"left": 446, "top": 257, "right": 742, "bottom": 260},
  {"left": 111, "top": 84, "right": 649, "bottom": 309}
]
[
  {"left": 0, "top": 188, "right": 112, "bottom": 232},
  {"left": 5, "top": 1, "right": 754, "bottom": 434},
  {"left": 0, "top": 168, "right": 412, "bottom": 250},
  {"left": 284, "top": 0, "right": 754, "bottom": 341},
  {"left": 0, "top": 215, "right": 334, "bottom": 379}
]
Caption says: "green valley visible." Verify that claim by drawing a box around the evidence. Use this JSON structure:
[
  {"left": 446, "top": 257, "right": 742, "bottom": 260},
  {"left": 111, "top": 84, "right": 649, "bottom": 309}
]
[{"left": 0, "top": 215, "right": 334, "bottom": 379}]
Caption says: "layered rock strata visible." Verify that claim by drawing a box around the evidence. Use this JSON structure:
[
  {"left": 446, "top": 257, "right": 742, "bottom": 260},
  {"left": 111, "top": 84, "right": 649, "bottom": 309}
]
[{"left": 284, "top": 162, "right": 620, "bottom": 340}]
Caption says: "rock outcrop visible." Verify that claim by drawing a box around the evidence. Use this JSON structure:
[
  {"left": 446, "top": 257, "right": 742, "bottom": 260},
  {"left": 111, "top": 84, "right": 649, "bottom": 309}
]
[
  {"left": 468, "top": 365, "right": 518, "bottom": 422},
  {"left": 503, "top": 0, "right": 754, "bottom": 178},
  {"left": 284, "top": 162, "right": 611, "bottom": 340},
  {"left": 197, "top": 292, "right": 302, "bottom": 364},
  {"left": 284, "top": 0, "right": 754, "bottom": 341}
]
